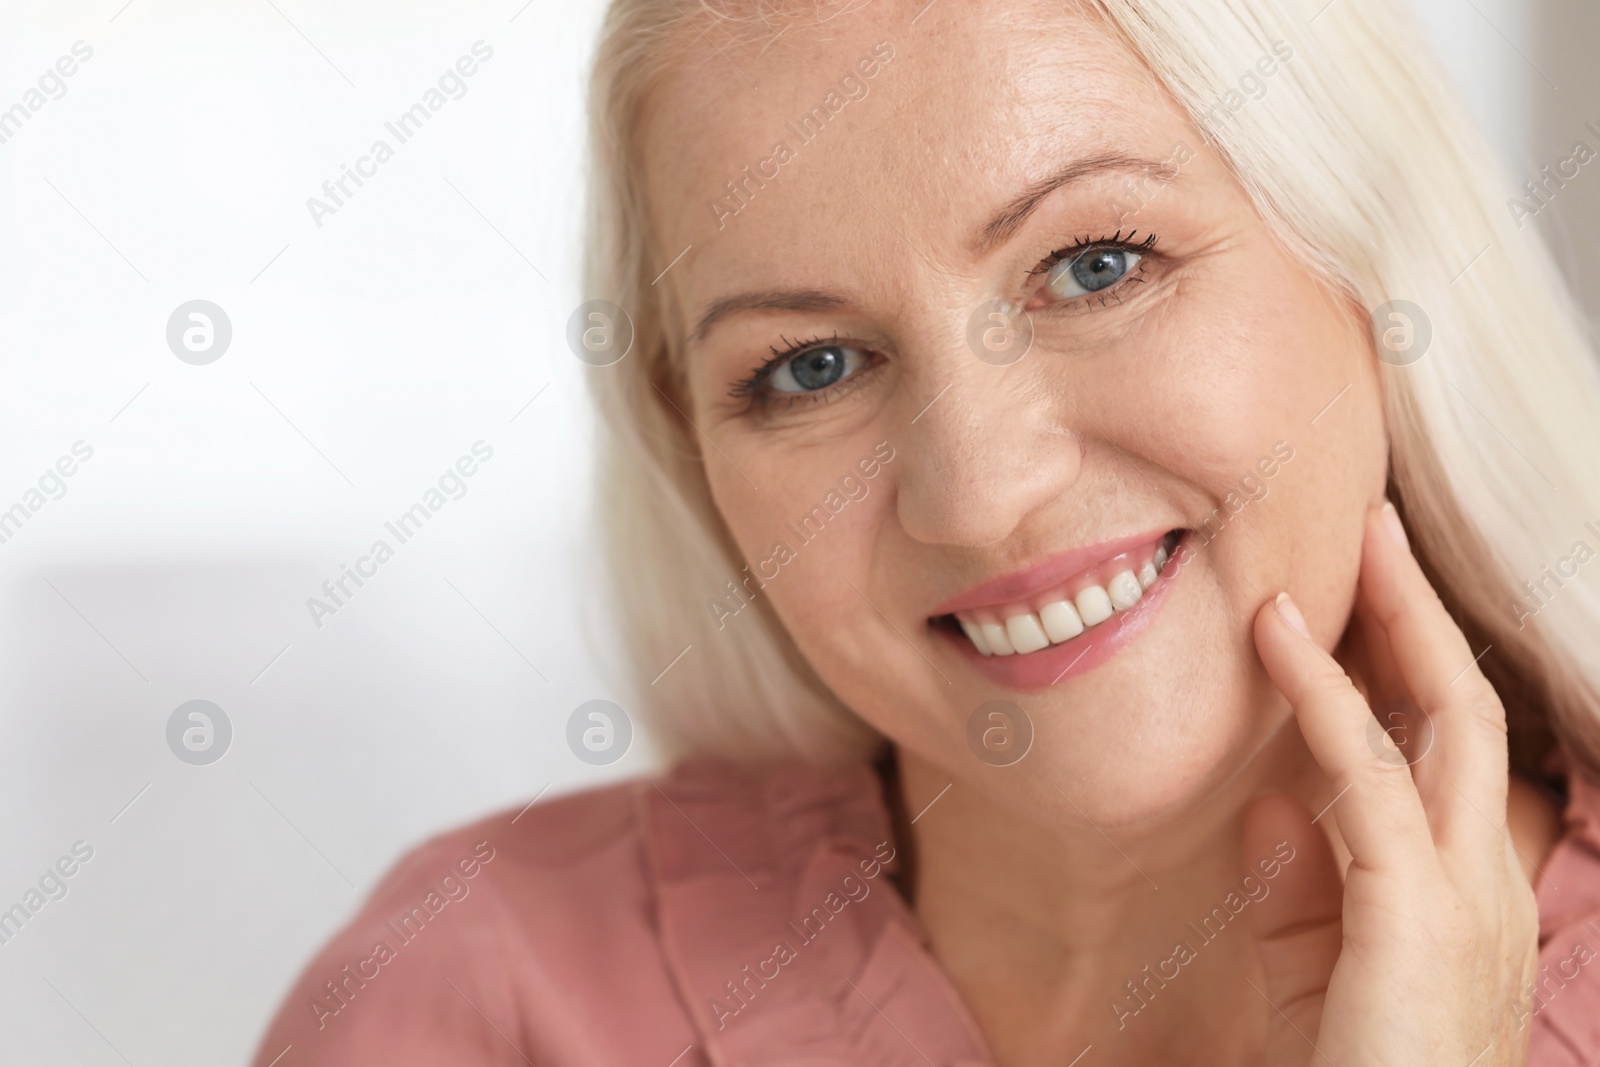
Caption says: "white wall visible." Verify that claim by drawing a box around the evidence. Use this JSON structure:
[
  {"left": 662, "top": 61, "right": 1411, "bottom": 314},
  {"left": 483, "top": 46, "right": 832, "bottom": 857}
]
[
  {"left": 0, "top": 0, "right": 1568, "bottom": 1064},
  {"left": 1406, "top": 0, "right": 1531, "bottom": 168},
  {"left": 0, "top": 2, "right": 643, "bottom": 1063}
]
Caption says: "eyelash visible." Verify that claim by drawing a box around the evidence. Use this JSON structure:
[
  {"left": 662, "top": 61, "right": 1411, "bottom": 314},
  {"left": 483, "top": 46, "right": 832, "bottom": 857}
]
[
  {"left": 727, "top": 230, "right": 1161, "bottom": 406},
  {"left": 728, "top": 330, "right": 850, "bottom": 404},
  {"left": 1025, "top": 229, "right": 1160, "bottom": 279}
]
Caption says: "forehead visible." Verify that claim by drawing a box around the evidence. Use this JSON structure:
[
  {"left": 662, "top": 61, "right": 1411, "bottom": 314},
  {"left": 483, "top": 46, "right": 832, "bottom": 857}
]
[{"left": 637, "top": 1, "right": 1185, "bottom": 323}]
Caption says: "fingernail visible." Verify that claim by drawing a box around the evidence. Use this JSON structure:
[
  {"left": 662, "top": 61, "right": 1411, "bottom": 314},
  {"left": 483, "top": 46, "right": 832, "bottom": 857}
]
[
  {"left": 1381, "top": 501, "right": 1410, "bottom": 550},
  {"left": 1274, "top": 592, "right": 1311, "bottom": 638}
]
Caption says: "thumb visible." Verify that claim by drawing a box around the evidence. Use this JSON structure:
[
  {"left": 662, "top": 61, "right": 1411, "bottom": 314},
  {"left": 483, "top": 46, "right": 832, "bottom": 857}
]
[{"left": 1243, "top": 792, "right": 1343, "bottom": 1065}]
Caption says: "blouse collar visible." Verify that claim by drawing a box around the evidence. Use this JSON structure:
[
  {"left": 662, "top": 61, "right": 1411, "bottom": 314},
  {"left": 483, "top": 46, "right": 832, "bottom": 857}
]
[{"left": 637, "top": 757, "right": 996, "bottom": 1066}]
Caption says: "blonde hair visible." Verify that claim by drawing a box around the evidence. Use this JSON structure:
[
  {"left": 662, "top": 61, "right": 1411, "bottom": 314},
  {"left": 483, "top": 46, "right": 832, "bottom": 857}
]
[{"left": 582, "top": 0, "right": 1600, "bottom": 778}]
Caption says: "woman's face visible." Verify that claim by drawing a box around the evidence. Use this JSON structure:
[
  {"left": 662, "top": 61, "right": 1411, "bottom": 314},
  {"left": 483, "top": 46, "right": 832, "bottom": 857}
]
[{"left": 642, "top": 0, "right": 1389, "bottom": 828}]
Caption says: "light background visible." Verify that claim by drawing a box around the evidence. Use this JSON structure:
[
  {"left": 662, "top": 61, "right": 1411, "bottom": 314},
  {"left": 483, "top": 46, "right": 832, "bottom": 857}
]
[{"left": 0, "top": 0, "right": 1593, "bottom": 1063}]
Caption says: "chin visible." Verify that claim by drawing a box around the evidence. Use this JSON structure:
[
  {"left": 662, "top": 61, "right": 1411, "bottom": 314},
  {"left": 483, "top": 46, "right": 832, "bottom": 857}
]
[{"left": 964, "top": 576, "right": 1277, "bottom": 833}]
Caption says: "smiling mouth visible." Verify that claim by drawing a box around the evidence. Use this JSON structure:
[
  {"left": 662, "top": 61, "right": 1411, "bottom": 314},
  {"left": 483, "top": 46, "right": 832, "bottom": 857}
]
[{"left": 933, "top": 529, "right": 1186, "bottom": 656}]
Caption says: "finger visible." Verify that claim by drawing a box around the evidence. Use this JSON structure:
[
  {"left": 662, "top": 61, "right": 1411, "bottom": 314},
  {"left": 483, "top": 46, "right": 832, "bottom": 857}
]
[
  {"left": 1253, "top": 591, "right": 1434, "bottom": 875},
  {"left": 1356, "top": 502, "right": 1509, "bottom": 833},
  {"left": 1243, "top": 792, "right": 1341, "bottom": 1066},
  {"left": 1341, "top": 595, "right": 1435, "bottom": 782},
  {"left": 1339, "top": 589, "right": 1401, "bottom": 708}
]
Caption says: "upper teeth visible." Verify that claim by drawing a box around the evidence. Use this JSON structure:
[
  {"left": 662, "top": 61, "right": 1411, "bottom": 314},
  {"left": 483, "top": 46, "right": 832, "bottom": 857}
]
[{"left": 954, "top": 537, "right": 1177, "bottom": 657}]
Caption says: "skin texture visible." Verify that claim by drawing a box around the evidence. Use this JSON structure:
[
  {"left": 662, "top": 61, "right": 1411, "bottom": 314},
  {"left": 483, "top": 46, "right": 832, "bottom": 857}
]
[{"left": 639, "top": 2, "right": 1555, "bottom": 1063}]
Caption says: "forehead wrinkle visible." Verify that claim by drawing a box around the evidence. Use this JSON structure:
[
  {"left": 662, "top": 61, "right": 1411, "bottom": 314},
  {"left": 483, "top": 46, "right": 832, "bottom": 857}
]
[
  {"left": 643, "top": 1, "right": 1188, "bottom": 353},
  {"left": 974, "top": 155, "right": 1180, "bottom": 256}
]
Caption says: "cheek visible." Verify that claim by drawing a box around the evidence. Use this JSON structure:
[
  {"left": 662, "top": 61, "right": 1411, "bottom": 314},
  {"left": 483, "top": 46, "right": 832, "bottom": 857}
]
[
  {"left": 1107, "top": 270, "right": 1354, "bottom": 483},
  {"left": 702, "top": 451, "right": 894, "bottom": 674},
  {"left": 1142, "top": 258, "right": 1386, "bottom": 623},
  {"left": 1180, "top": 264, "right": 1388, "bottom": 619},
  {"left": 1045, "top": 241, "right": 1386, "bottom": 676},
  {"left": 1079, "top": 242, "right": 1383, "bottom": 536}
]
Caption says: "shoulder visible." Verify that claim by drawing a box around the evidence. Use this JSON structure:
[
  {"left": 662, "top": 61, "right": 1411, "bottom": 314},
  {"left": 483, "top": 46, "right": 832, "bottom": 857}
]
[
  {"left": 247, "top": 777, "right": 666, "bottom": 1067},
  {"left": 374, "top": 775, "right": 646, "bottom": 905},
  {"left": 248, "top": 759, "right": 897, "bottom": 1067}
]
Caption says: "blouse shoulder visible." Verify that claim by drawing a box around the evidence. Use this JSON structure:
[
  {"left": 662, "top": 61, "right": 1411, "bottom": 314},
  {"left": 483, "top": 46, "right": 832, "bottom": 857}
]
[
  {"left": 247, "top": 777, "right": 681, "bottom": 1067},
  {"left": 252, "top": 749, "right": 1600, "bottom": 1066},
  {"left": 249, "top": 758, "right": 998, "bottom": 1067}
]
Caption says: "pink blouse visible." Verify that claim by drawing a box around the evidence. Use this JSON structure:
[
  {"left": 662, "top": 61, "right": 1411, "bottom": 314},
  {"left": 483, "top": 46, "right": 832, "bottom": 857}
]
[{"left": 250, "top": 754, "right": 1600, "bottom": 1066}]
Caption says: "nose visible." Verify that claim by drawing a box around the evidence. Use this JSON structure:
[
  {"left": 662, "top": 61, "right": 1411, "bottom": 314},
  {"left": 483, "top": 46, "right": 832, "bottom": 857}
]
[{"left": 893, "top": 355, "right": 1085, "bottom": 548}]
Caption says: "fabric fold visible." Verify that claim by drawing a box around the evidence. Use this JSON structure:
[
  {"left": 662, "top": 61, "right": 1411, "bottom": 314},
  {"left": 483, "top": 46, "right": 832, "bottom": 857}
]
[{"left": 641, "top": 759, "right": 996, "bottom": 1066}]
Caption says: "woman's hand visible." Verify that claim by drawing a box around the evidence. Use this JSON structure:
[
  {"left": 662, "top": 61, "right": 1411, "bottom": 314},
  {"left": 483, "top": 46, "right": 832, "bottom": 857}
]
[{"left": 1243, "top": 501, "right": 1540, "bottom": 1066}]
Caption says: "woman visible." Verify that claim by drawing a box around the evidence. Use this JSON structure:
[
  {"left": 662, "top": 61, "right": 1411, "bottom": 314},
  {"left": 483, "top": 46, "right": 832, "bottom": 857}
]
[{"left": 253, "top": 0, "right": 1600, "bottom": 1063}]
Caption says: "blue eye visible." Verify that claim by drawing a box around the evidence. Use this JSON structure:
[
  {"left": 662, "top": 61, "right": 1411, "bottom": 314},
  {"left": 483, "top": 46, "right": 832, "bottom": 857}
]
[
  {"left": 769, "top": 344, "right": 867, "bottom": 393},
  {"left": 1044, "top": 247, "right": 1142, "bottom": 300}
]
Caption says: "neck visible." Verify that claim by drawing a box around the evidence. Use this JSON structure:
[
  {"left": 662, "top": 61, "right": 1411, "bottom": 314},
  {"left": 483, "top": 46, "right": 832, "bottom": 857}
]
[{"left": 896, "top": 716, "right": 1340, "bottom": 1067}]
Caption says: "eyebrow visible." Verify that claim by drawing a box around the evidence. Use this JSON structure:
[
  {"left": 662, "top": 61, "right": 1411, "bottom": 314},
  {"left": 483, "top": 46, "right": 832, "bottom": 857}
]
[
  {"left": 688, "top": 153, "right": 1179, "bottom": 347},
  {"left": 973, "top": 153, "right": 1179, "bottom": 254},
  {"left": 688, "top": 289, "right": 848, "bottom": 348}
]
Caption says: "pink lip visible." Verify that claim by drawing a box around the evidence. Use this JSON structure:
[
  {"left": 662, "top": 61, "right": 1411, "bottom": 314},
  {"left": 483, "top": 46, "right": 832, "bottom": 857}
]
[
  {"left": 927, "top": 528, "right": 1179, "bottom": 617},
  {"left": 935, "top": 542, "right": 1186, "bottom": 691}
]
